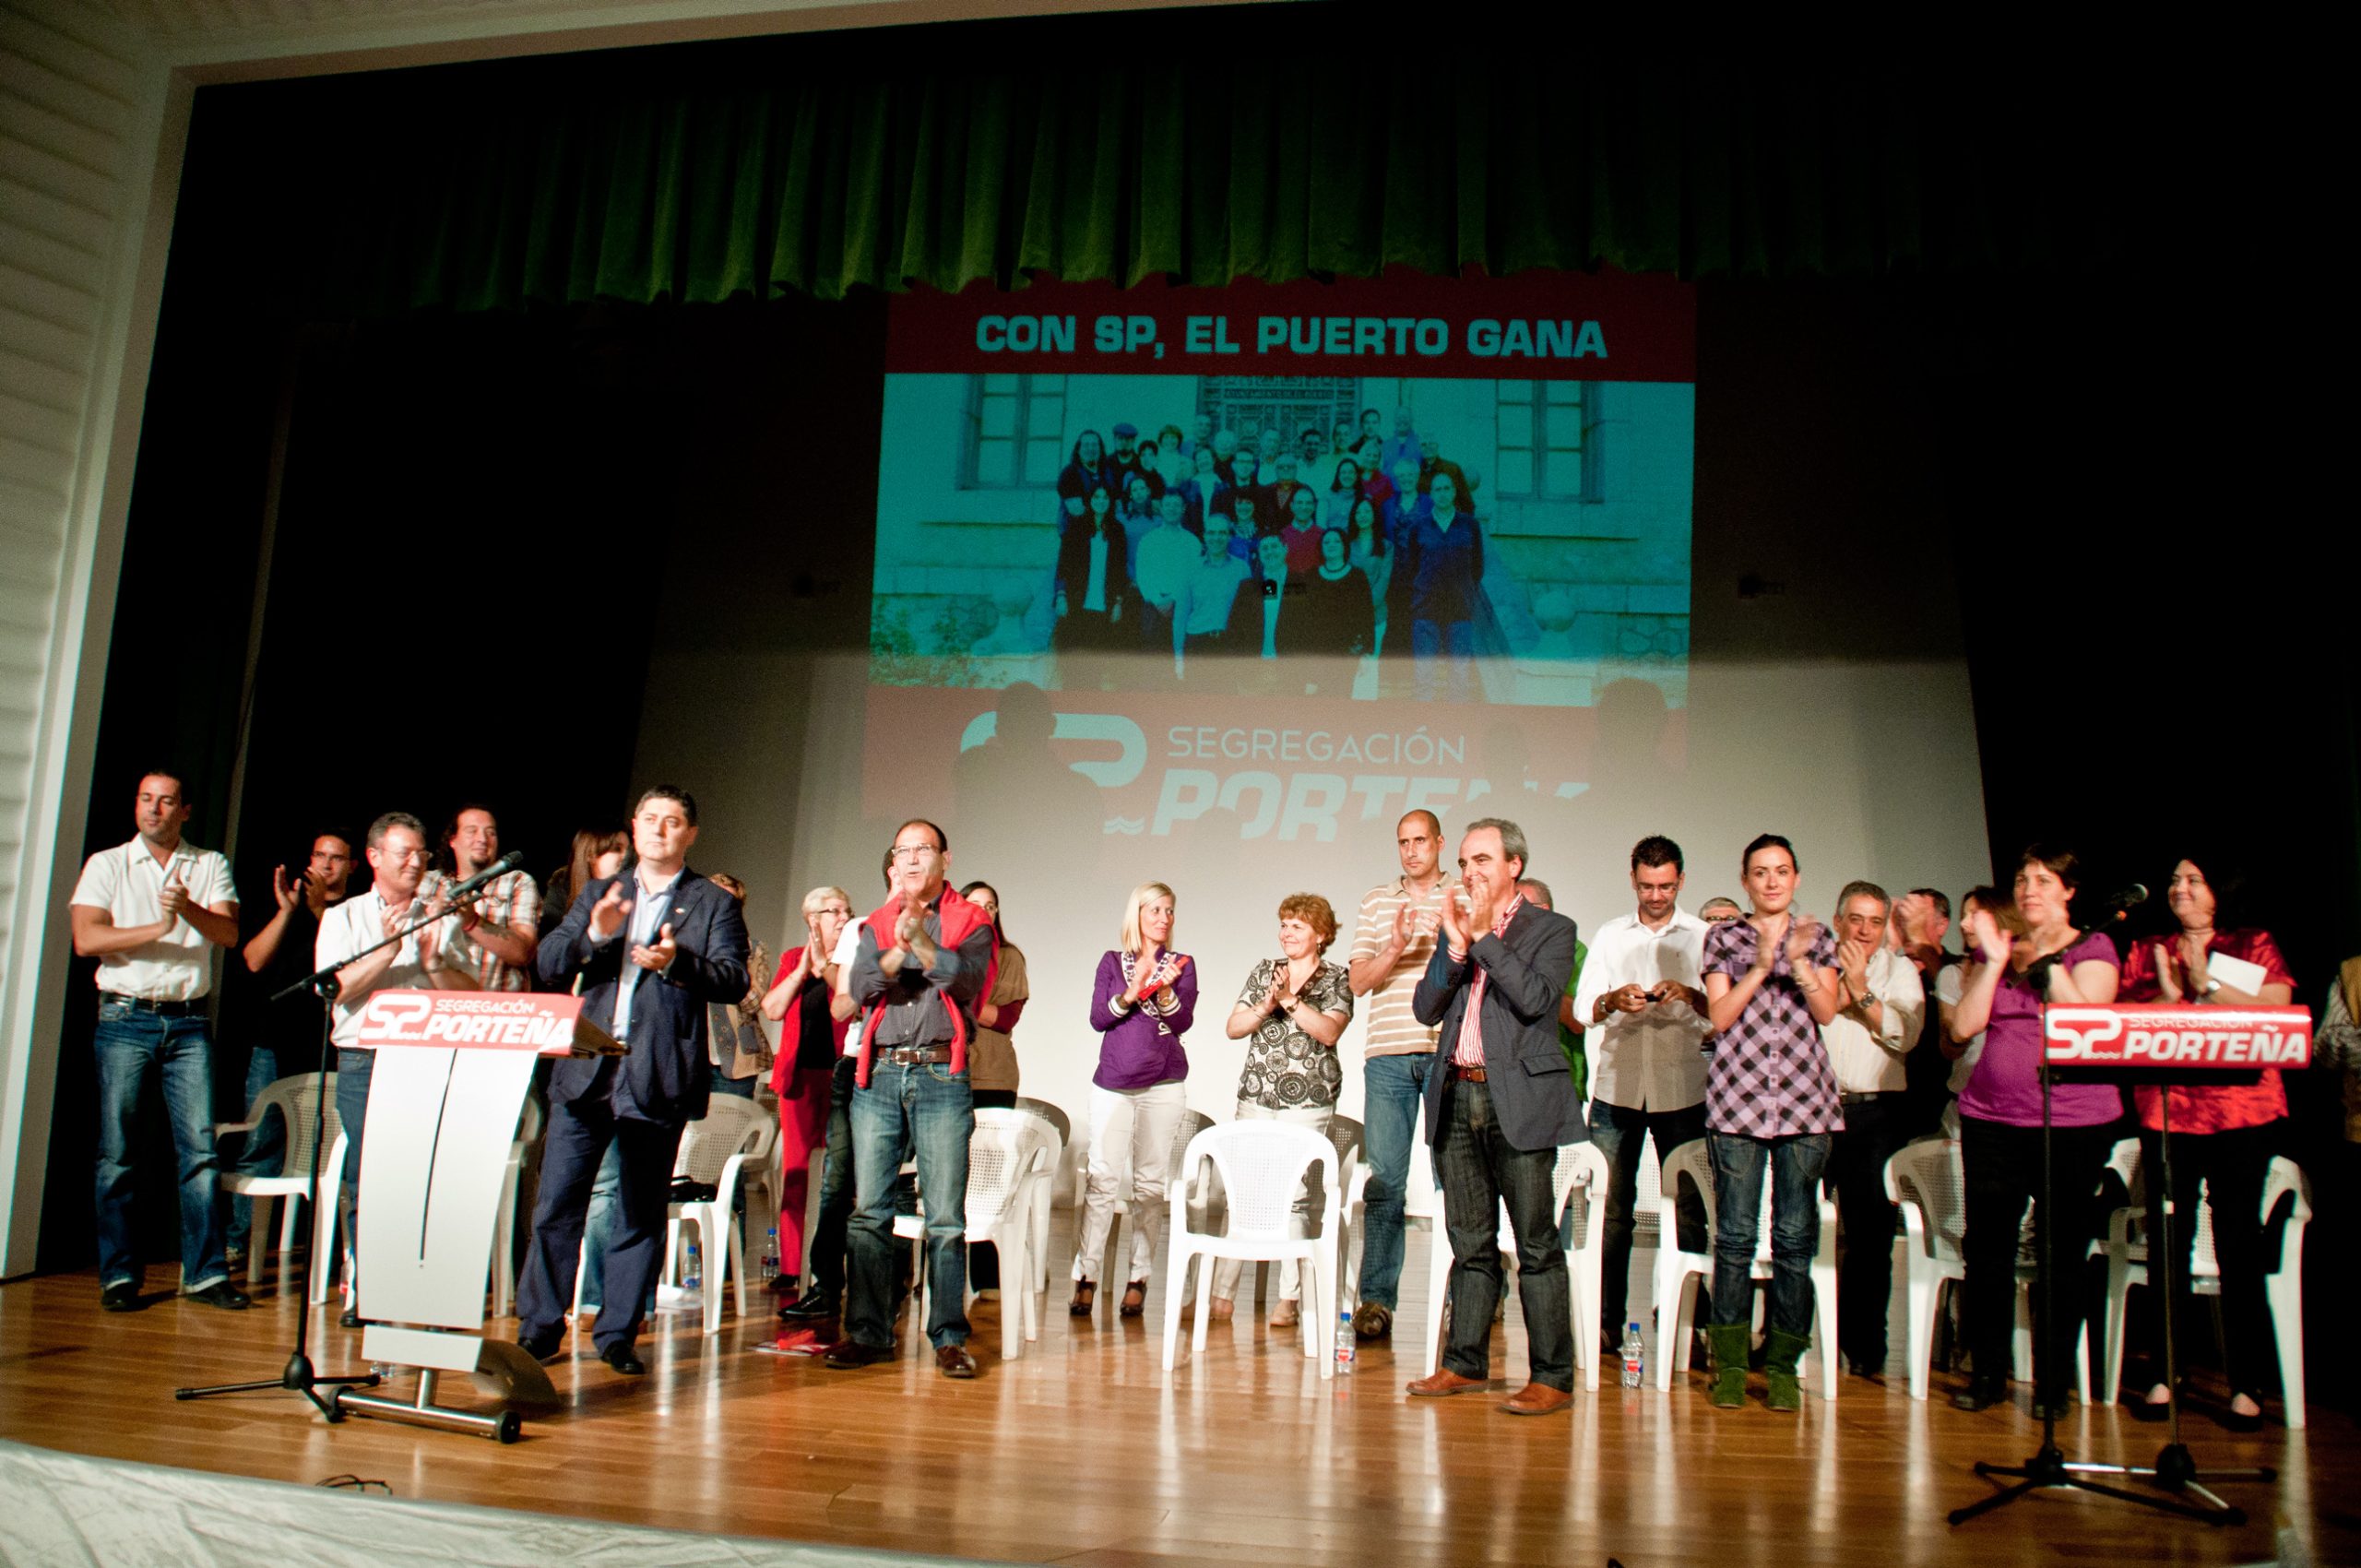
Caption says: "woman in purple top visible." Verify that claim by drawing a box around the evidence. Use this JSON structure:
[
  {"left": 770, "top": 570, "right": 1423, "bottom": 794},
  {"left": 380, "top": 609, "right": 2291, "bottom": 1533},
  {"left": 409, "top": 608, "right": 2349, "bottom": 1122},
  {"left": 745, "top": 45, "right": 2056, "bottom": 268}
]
[
  {"left": 1072, "top": 881, "right": 1196, "bottom": 1319},
  {"left": 1946, "top": 843, "right": 2124, "bottom": 1414},
  {"left": 1698, "top": 832, "right": 1844, "bottom": 1411}
]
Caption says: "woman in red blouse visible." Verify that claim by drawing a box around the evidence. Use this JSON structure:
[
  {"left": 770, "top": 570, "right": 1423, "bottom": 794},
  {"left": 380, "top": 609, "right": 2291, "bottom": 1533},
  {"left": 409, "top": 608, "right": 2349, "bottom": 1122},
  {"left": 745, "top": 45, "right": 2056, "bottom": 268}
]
[{"left": 2117, "top": 854, "right": 2296, "bottom": 1431}]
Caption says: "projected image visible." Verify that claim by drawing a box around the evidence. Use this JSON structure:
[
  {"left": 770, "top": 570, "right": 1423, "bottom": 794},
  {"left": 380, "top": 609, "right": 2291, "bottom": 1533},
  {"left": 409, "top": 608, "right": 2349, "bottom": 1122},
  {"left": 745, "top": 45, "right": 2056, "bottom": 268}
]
[{"left": 871, "top": 373, "right": 1693, "bottom": 710}]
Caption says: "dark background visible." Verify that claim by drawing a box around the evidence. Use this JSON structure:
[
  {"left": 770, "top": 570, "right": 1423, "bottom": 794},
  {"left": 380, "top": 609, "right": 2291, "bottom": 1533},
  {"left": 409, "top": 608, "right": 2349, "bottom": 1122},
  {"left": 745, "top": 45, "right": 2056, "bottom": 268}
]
[{"left": 46, "top": 30, "right": 2353, "bottom": 1415}]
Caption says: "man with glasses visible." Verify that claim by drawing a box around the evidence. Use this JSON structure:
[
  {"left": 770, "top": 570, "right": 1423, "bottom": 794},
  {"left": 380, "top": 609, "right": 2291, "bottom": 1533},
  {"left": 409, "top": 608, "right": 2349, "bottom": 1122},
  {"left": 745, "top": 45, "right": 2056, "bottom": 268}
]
[
  {"left": 827, "top": 820, "right": 996, "bottom": 1378},
  {"left": 315, "top": 812, "right": 481, "bottom": 1325},
  {"left": 70, "top": 770, "right": 246, "bottom": 1312}
]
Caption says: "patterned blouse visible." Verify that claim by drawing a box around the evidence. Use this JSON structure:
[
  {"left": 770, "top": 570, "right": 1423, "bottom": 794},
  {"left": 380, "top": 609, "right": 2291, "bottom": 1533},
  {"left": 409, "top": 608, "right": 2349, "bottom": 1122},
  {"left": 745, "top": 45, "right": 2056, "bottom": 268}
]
[
  {"left": 1700, "top": 917, "right": 1843, "bottom": 1138},
  {"left": 1234, "top": 958, "right": 1353, "bottom": 1110}
]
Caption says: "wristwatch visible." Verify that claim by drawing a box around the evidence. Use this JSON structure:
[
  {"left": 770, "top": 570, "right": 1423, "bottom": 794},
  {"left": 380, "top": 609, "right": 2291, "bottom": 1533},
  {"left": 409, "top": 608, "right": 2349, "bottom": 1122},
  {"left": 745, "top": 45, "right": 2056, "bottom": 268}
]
[{"left": 2199, "top": 978, "right": 2223, "bottom": 999}]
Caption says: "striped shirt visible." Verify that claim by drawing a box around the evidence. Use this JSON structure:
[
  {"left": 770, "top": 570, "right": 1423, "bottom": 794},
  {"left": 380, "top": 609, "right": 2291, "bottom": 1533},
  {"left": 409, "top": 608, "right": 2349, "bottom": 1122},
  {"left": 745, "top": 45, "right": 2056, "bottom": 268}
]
[
  {"left": 415, "top": 868, "right": 541, "bottom": 992},
  {"left": 1349, "top": 877, "right": 1448, "bottom": 1058}
]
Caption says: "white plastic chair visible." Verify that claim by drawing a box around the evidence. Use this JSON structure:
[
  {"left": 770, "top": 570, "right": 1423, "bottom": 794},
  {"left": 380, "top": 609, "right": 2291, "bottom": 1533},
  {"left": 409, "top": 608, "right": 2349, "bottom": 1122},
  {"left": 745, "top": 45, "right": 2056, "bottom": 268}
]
[
  {"left": 1418, "top": 1141, "right": 1604, "bottom": 1386},
  {"left": 215, "top": 1073, "right": 342, "bottom": 1293},
  {"left": 317, "top": 1127, "right": 350, "bottom": 1308},
  {"left": 892, "top": 1108, "right": 1057, "bottom": 1360},
  {"left": 1013, "top": 1097, "right": 1071, "bottom": 1289},
  {"left": 2101, "top": 1143, "right": 2310, "bottom": 1429},
  {"left": 1885, "top": 1134, "right": 2091, "bottom": 1403},
  {"left": 659, "top": 1096, "right": 767, "bottom": 1334},
  {"left": 489, "top": 1094, "right": 542, "bottom": 1319},
  {"left": 1653, "top": 1138, "right": 1839, "bottom": 1399},
  {"left": 1163, "top": 1122, "right": 1339, "bottom": 1376}
]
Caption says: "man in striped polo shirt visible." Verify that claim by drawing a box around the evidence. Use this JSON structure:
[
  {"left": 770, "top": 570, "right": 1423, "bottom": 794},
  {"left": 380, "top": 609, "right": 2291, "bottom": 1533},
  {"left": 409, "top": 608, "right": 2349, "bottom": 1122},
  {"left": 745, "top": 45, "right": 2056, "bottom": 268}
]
[{"left": 1346, "top": 808, "right": 1450, "bottom": 1338}]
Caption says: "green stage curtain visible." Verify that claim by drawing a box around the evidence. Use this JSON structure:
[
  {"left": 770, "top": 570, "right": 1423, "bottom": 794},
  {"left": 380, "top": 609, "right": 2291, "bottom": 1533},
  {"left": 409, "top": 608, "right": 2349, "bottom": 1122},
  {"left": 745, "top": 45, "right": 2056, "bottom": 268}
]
[{"left": 219, "top": 19, "right": 2138, "bottom": 315}]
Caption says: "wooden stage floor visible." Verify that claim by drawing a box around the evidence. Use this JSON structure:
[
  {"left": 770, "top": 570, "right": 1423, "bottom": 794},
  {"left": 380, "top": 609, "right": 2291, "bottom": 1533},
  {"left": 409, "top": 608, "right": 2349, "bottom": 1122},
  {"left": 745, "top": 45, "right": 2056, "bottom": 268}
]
[{"left": 2, "top": 1209, "right": 2349, "bottom": 1567}]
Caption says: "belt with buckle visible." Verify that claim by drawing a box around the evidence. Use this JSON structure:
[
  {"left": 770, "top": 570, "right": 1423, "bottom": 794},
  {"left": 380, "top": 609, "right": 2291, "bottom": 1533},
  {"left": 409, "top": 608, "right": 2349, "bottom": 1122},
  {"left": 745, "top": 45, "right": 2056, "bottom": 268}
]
[
  {"left": 113, "top": 995, "right": 201, "bottom": 1016},
  {"left": 880, "top": 1047, "right": 952, "bottom": 1066},
  {"left": 1453, "top": 1063, "right": 1488, "bottom": 1083}
]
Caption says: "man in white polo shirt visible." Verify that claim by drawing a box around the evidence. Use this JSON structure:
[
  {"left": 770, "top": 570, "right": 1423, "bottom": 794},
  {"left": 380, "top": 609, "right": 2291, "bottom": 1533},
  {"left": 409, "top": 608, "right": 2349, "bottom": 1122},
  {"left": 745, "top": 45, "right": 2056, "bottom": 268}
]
[
  {"left": 1345, "top": 808, "right": 1450, "bottom": 1339},
  {"left": 69, "top": 770, "right": 246, "bottom": 1312},
  {"left": 1819, "top": 879, "right": 1925, "bottom": 1378},
  {"left": 315, "top": 810, "right": 479, "bottom": 1326},
  {"left": 1571, "top": 834, "right": 1713, "bottom": 1353}
]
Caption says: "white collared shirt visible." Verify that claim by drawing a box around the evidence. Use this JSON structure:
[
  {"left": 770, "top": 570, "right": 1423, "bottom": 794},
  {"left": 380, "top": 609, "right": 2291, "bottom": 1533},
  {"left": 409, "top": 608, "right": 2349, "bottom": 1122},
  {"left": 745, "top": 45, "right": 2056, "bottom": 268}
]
[
  {"left": 1572, "top": 906, "right": 1712, "bottom": 1111},
  {"left": 70, "top": 837, "right": 238, "bottom": 1001},
  {"left": 316, "top": 886, "right": 431, "bottom": 1047},
  {"left": 1821, "top": 945, "right": 1927, "bottom": 1095}
]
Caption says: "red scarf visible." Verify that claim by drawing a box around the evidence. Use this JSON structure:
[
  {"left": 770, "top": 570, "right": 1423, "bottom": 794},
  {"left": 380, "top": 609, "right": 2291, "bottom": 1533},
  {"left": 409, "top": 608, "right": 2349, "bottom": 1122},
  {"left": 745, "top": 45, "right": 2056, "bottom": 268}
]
[{"left": 855, "top": 886, "right": 999, "bottom": 1087}]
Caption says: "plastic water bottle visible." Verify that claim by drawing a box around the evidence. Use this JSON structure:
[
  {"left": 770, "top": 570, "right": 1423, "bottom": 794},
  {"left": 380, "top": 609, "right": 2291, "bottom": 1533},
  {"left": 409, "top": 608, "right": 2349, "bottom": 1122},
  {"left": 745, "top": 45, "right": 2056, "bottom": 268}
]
[
  {"left": 683, "top": 1241, "right": 703, "bottom": 1292},
  {"left": 1621, "top": 1322, "right": 1645, "bottom": 1389},
  {"left": 760, "top": 1226, "right": 779, "bottom": 1281},
  {"left": 1335, "top": 1310, "right": 1357, "bottom": 1375}
]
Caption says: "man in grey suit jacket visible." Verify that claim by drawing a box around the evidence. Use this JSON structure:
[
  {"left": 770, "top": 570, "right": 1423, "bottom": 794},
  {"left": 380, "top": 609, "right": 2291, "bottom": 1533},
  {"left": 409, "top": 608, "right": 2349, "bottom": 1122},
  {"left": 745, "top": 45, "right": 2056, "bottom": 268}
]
[{"left": 1405, "top": 816, "right": 1585, "bottom": 1415}]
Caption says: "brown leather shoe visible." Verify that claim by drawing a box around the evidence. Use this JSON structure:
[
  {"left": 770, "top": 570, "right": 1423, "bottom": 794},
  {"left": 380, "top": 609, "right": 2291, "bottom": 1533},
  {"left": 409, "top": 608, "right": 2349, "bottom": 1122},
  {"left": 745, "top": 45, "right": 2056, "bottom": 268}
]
[
  {"left": 1502, "top": 1382, "right": 1573, "bottom": 1417},
  {"left": 1406, "top": 1368, "right": 1493, "bottom": 1397},
  {"left": 935, "top": 1344, "right": 979, "bottom": 1379}
]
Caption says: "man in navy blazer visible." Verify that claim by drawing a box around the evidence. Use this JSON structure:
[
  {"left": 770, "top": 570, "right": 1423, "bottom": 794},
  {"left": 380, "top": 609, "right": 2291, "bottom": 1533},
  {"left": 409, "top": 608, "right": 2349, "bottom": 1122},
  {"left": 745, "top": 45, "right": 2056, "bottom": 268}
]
[
  {"left": 1406, "top": 816, "right": 1586, "bottom": 1416},
  {"left": 513, "top": 785, "right": 750, "bottom": 1375}
]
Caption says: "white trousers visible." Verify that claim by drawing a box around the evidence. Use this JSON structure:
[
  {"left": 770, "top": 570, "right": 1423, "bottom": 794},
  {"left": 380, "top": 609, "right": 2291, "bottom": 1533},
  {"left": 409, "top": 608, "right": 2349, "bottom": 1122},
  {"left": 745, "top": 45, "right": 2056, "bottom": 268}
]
[
  {"left": 1210, "top": 1101, "right": 1332, "bottom": 1304},
  {"left": 1073, "top": 1080, "right": 1188, "bottom": 1284}
]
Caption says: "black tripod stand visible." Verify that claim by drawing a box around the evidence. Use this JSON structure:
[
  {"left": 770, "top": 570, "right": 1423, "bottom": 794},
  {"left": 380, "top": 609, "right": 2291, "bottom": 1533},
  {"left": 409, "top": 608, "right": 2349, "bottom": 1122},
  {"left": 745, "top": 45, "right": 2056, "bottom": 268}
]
[
  {"left": 1950, "top": 1042, "right": 2271, "bottom": 1526},
  {"left": 173, "top": 966, "right": 377, "bottom": 1417}
]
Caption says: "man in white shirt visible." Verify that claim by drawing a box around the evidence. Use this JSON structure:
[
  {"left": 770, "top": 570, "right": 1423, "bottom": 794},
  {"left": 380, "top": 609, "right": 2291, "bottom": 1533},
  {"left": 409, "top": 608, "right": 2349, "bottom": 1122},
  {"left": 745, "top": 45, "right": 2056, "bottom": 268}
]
[
  {"left": 70, "top": 770, "right": 246, "bottom": 1312},
  {"left": 1570, "top": 835, "right": 1714, "bottom": 1351},
  {"left": 1132, "top": 491, "right": 1202, "bottom": 678},
  {"left": 1820, "top": 880, "right": 1926, "bottom": 1378},
  {"left": 1344, "top": 808, "right": 1451, "bottom": 1339},
  {"left": 315, "top": 811, "right": 478, "bottom": 1324}
]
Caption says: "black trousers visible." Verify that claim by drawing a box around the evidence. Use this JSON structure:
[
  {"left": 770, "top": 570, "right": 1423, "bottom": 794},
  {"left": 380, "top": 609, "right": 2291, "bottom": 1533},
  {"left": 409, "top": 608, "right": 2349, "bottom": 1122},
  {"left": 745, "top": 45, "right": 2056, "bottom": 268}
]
[
  {"left": 515, "top": 1099, "right": 683, "bottom": 1352},
  {"left": 1825, "top": 1092, "right": 1906, "bottom": 1368},
  {"left": 2130, "top": 1120, "right": 2282, "bottom": 1401},
  {"left": 1435, "top": 1076, "right": 1574, "bottom": 1391},
  {"left": 1960, "top": 1114, "right": 2117, "bottom": 1400}
]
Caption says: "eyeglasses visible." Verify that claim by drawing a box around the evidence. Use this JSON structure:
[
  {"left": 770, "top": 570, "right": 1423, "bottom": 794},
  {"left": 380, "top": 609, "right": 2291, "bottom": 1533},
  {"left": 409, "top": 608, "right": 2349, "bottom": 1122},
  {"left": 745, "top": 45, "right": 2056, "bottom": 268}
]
[
  {"left": 819, "top": 906, "right": 852, "bottom": 919},
  {"left": 891, "top": 844, "right": 938, "bottom": 861}
]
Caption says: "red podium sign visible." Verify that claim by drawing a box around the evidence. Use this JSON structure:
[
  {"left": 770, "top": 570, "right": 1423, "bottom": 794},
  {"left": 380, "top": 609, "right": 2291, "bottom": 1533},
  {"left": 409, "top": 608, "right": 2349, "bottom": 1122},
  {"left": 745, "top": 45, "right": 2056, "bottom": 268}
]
[
  {"left": 2043, "top": 1004, "right": 2313, "bottom": 1071},
  {"left": 352, "top": 990, "right": 622, "bottom": 1056}
]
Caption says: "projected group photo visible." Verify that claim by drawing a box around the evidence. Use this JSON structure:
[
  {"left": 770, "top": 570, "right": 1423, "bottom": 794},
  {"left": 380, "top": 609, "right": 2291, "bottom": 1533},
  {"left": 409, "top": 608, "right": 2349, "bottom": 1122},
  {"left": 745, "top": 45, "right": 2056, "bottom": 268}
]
[{"left": 869, "top": 276, "right": 1696, "bottom": 717}]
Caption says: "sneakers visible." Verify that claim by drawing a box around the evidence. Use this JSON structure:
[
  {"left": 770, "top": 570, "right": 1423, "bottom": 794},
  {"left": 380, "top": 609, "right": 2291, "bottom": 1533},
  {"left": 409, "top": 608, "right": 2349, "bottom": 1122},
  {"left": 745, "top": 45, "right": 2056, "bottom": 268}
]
[
  {"left": 185, "top": 1281, "right": 251, "bottom": 1311},
  {"left": 100, "top": 1280, "right": 140, "bottom": 1313}
]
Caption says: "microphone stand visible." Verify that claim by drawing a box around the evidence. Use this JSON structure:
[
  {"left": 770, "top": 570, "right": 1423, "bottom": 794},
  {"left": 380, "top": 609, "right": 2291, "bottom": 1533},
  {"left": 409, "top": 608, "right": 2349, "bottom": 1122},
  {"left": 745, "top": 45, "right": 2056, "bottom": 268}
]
[
  {"left": 172, "top": 885, "right": 477, "bottom": 1416},
  {"left": 1951, "top": 960, "right": 2266, "bottom": 1527}
]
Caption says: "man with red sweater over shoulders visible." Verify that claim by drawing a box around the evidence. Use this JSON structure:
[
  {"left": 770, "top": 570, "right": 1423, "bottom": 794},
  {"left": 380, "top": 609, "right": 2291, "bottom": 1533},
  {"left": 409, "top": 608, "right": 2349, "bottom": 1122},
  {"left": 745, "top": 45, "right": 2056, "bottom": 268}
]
[{"left": 826, "top": 817, "right": 997, "bottom": 1377}]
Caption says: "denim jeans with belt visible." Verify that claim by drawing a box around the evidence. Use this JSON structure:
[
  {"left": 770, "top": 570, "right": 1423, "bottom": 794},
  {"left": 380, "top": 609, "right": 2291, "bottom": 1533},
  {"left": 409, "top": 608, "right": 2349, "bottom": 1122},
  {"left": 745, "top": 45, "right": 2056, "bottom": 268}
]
[
  {"left": 1706, "top": 1130, "right": 1831, "bottom": 1338},
  {"left": 1435, "top": 1075, "right": 1574, "bottom": 1390},
  {"left": 92, "top": 997, "right": 227, "bottom": 1291},
  {"left": 846, "top": 1058, "right": 973, "bottom": 1350},
  {"left": 1358, "top": 1051, "right": 1437, "bottom": 1311}
]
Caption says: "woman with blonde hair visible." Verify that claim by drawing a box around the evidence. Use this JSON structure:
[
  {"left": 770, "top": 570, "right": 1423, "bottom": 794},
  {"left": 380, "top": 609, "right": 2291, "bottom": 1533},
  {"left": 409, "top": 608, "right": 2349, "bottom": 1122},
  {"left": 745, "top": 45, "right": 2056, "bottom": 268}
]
[
  {"left": 1208, "top": 892, "right": 1352, "bottom": 1324},
  {"left": 759, "top": 885, "right": 854, "bottom": 1301},
  {"left": 1073, "top": 881, "right": 1196, "bottom": 1318}
]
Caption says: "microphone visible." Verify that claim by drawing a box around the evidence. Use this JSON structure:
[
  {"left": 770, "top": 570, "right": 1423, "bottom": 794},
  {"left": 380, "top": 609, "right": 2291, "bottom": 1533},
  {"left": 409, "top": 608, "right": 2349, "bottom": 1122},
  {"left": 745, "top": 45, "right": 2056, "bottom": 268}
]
[
  {"left": 443, "top": 849, "right": 524, "bottom": 902},
  {"left": 2094, "top": 883, "right": 2149, "bottom": 924}
]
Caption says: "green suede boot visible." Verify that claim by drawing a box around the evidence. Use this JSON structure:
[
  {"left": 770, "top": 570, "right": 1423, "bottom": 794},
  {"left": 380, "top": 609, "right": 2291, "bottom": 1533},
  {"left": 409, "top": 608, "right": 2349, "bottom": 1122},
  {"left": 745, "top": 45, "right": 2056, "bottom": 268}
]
[
  {"left": 1706, "top": 1324, "right": 1749, "bottom": 1408},
  {"left": 1763, "top": 1329, "right": 1811, "bottom": 1412}
]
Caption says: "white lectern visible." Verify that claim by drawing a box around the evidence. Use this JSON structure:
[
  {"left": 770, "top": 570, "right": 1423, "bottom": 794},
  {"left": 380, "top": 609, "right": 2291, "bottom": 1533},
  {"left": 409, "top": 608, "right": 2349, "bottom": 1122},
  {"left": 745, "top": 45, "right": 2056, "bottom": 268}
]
[{"left": 333, "top": 989, "right": 622, "bottom": 1442}]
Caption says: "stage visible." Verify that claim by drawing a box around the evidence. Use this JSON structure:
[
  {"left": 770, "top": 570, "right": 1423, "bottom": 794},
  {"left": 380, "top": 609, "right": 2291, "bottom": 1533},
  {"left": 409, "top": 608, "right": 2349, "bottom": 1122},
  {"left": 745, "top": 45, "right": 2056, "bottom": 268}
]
[{"left": 0, "top": 1208, "right": 2343, "bottom": 1568}]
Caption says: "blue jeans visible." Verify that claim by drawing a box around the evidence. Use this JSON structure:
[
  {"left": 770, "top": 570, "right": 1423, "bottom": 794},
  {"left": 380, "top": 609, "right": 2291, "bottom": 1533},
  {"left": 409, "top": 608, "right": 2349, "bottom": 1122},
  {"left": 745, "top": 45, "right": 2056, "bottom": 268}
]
[
  {"left": 1358, "top": 1051, "right": 1437, "bottom": 1310},
  {"left": 847, "top": 1059, "right": 972, "bottom": 1350},
  {"left": 93, "top": 998, "right": 227, "bottom": 1291},
  {"left": 222, "top": 1042, "right": 288, "bottom": 1253},
  {"left": 1434, "top": 1076, "right": 1574, "bottom": 1390},
  {"left": 1587, "top": 1098, "right": 1710, "bottom": 1341},
  {"left": 1707, "top": 1130, "right": 1831, "bottom": 1339},
  {"left": 333, "top": 1047, "right": 374, "bottom": 1282},
  {"left": 1410, "top": 619, "right": 1474, "bottom": 703}
]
